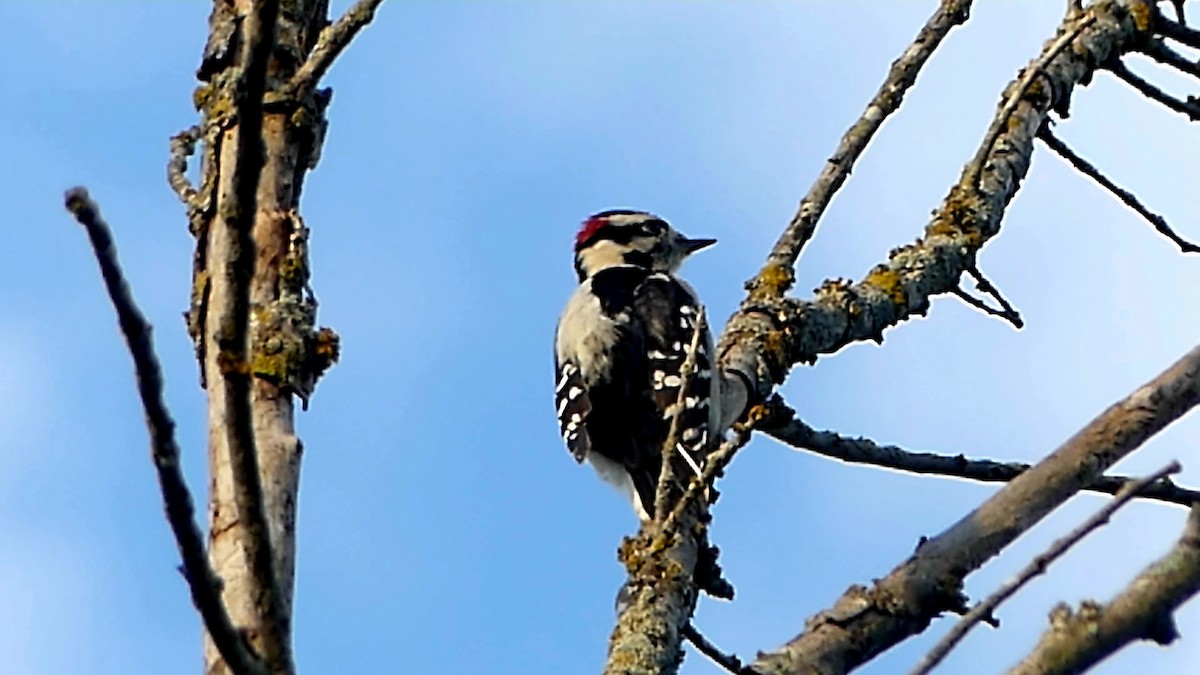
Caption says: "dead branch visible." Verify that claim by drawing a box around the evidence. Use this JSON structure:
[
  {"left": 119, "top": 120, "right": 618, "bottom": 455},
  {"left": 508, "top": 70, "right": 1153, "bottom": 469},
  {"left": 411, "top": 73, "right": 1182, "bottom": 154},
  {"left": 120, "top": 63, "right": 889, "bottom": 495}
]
[
  {"left": 1107, "top": 58, "right": 1200, "bottom": 120},
  {"left": 1139, "top": 38, "right": 1200, "bottom": 80},
  {"left": 283, "top": 0, "right": 386, "bottom": 98},
  {"left": 720, "top": 1, "right": 1155, "bottom": 413},
  {"left": 910, "top": 462, "right": 1182, "bottom": 675},
  {"left": 1158, "top": 16, "right": 1200, "bottom": 49},
  {"left": 750, "top": 338, "right": 1200, "bottom": 674},
  {"left": 215, "top": 1, "right": 292, "bottom": 672},
  {"left": 966, "top": 266, "right": 1023, "bottom": 327},
  {"left": 750, "top": 0, "right": 974, "bottom": 299},
  {"left": 683, "top": 624, "right": 749, "bottom": 675},
  {"left": 1007, "top": 504, "right": 1200, "bottom": 675},
  {"left": 654, "top": 308, "right": 709, "bottom": 522},
  {"left": 64, "top": 188, "right": 267, "bottom": 675},
  {"left": 167, "top": 126, "right": 201, "bottom": 207},
  {"left": 764, "top": 414, "right": 1200, "bottom": 508},
  {"left": 1037, "top": 125, "right": 1200, "bottom": 253}
]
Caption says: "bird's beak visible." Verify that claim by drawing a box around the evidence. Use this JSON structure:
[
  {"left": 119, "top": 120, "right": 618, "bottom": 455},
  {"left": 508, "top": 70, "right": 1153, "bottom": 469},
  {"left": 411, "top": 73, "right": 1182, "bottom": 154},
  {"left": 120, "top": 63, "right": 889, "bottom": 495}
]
[{"left": 681, "top": 237, "right": 717, "bottom": 254}]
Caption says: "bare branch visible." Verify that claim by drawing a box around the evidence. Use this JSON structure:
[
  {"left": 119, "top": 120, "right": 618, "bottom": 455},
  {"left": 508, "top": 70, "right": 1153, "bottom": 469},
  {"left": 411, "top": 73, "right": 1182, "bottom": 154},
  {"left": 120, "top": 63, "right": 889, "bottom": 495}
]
[
  {"left": 720, "top": 0, "right": 1156, "bottom": 409},
  {"left": 1037, "top": 126, "right": 1200, "bottom": 253},
  {"left": 1158, "top": 16, "right": 1200, "bottom": 49},
  {"left": 217, "top": 1, "right": 293, "bottom": 671},
  {"left": 1008, "top": 504, "right": 1200, "bottom": 675},
  {"left": 167, "top": 126, "right": 201, "bottom": 207},
  {"left": 64, "top": 188, "right": 267, "bottom": 675},
  {"left": 283, "top": 0, "right": 385, "bottom": 98},
  {"left": 749, "top": 0, "right": 973, "bottom": 299},
  {"left": 966, "top": 14, "right": 1095, "bottom": 188},
  {"left": 1107, "top": 58, "right": 1200, "bottom": 120},
  {"left": 966, "top": 266, "right": 1023, "bottom": 327},
  {"left": 683, "top": 624, "right": 749, "bottom": 675},
  {"left": 764, "top": 415, "right": 1200, "bottom": 508},
  {"left": 750, "top": 339, "right": 1200, "bottom": 673},
  {"left": 911, "top": 462, "right": 1182, "bottom": 675},
  {"left": 655, "top": 308, "right": 708, "bottom": 522},
  {"left": 950, "top": 279, "right": 1023, "bottom": 329},
  {"left": 1139, "top": 38, "right": 1200, "bottom": 80}
]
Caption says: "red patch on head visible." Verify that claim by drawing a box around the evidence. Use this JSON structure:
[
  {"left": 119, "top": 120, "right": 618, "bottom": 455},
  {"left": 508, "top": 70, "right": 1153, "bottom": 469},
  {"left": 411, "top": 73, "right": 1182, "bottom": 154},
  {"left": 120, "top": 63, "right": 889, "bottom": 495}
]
[{"left": 575, "top": 215, "right": 610, "bottom": 250}]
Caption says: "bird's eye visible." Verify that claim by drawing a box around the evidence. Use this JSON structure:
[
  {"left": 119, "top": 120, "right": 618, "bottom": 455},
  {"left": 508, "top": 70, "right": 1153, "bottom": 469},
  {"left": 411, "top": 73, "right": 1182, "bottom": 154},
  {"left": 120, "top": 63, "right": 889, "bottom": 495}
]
[{"left": 641, "top": 220, "right": 667, "bottom": 236}]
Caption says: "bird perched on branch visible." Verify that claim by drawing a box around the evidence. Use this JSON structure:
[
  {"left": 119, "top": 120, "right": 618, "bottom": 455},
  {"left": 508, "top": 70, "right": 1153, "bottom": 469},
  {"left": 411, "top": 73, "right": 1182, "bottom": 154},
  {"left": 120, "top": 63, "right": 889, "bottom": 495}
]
[{"left": 553, "top": 210, "right": 718, "bottom": 519}]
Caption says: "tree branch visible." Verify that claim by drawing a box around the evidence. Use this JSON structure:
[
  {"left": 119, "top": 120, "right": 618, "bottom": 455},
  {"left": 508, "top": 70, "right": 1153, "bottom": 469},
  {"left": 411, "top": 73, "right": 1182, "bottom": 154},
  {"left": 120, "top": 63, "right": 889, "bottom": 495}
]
[
  {"left": 1037, "top": 125, "right": 1200, "bottom": 253},
  {"left": 1106, "top": 58, "right": 1200, "bottom": 120},
  {"left": 750, "top": 339, "right": 1200, "bottom": 674},
  {"left": 683, "top": 624, "right": 750, "bottom": 675},
  {"left": 749, "top": 0, "right": 974, "bottom": 299},
  {"left": 1139, "top": 37, "right": 1200, "bottom": 80},
  {"left": 721, "top": 1, "right": 1156, "bottom": 409},
  {"left": 168, "top": 125, "right": 201, "bottom": 207},
  {"left": 1007, "top": 504, "right": 1200, "bottom": 674},
  {"left": 283, "top": 0, "right": 385, "bottom": 98},
  {"left": 1158, "top": 16, "right": 1200, "bottom": 50},
  {"left": 910, "top": 461, "right": 1182, "bottom": 675},
  {"left": 764, "top": 414, "right": 1200, "bottom": 508},
  {"left": 64, "top": 188, "right": 266, "bottom": 675},
  {"left": 217, "top": 1, "right": 292, "bottom": 672}
]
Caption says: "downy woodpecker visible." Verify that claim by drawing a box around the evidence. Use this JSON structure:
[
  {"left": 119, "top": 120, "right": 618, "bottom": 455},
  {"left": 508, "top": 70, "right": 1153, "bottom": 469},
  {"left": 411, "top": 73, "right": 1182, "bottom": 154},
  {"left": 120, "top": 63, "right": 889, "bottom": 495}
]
[{"left": 554, "top": 210, "right": 718, "bottom": 519}]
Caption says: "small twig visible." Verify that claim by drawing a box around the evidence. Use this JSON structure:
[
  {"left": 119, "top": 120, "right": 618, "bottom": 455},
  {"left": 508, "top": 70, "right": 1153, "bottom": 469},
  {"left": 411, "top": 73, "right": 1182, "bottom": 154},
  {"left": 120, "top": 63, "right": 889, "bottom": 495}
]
[
  {"left": 64, "top": 188, "right": 267, "bottom": 675},
  {"left": 966, "top": 267, "right": 1023, "bottom": 327},
  {"left": 1107, "top": 58, "right": 1200, "bottom": 120},
  {"left": 167, "top": 126, "right": 201, "bottom": 207},
  {"left": 764, "top": 414, "right": 1200, "bottom": 508},
  {"left": 654, "top": 309, "right": 709, "bottom": 522},
  {"left": 1139, "top": 38, "right": 1200, "bottom": 80},
  {"left": 683, "top": 624, "right": 748, "bottom": 674},
  {"left": 752, "top": 0, "right": 973, "bottom": 297},
  {"left": 663, "top": 427, "right": 753, "bottom": 534},
  {"left": 283, "top": 0, "right": 385, "bottom": 98},
  {"left": 1037, "top": 126, "right": 1200, "bottom": 253},
  {"left": 1159, "top": 16, "right": 1200, "bottom": 49},
  {"left": 969, "top": 15, "right": 1095, "bottom": 188},
  {"left": 1170, "top": 0, "right": 1186, "bottom": 26},
  {"left": 910, "top": 461, "right": 1182, "bottom": 675},
  {"left": 950, "top": 265, "right": 1023, "bottom": 329},
  {"left": 1008, "top": 503, "right": 1200, "bottom": 675}
]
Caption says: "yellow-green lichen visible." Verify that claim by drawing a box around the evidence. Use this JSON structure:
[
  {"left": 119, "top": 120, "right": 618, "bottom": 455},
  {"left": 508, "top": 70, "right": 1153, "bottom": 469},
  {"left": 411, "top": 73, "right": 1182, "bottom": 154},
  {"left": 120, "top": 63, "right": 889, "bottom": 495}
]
[
  {"left": 863, "top": 266, "right": 908, "bottom": 307},
  {"left": 749, "top": 262, "right": 794, "bottom": 300},
  {"left": 1129, "top": 2, "right": 1153, "bottom": 33}
]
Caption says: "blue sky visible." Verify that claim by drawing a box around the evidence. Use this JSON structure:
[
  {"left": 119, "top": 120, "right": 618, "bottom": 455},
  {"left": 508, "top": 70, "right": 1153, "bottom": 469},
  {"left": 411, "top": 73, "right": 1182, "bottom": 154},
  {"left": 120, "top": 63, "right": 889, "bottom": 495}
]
[{"left": 2, "top": 2, "right": 1199, "bottom": 673}]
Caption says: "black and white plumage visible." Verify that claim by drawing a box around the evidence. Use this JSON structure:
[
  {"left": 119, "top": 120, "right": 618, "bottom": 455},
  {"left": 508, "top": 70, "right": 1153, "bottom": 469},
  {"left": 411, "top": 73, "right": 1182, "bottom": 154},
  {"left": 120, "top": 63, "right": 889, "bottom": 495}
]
[{"left": 554, "top": 210, "right": 718, "bottom": 520}]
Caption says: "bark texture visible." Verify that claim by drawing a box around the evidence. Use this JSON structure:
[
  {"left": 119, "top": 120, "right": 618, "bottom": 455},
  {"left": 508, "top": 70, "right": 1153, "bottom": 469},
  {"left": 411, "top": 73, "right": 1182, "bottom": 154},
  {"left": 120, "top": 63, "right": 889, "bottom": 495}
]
[{"left": 187, "top": 1, "right": 343, "bottom": 672}]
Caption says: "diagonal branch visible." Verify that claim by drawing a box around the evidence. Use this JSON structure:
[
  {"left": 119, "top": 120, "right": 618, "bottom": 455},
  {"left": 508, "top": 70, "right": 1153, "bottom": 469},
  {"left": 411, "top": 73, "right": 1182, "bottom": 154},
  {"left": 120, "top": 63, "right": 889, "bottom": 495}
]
[
  {"left": 1139, "top": 38, "right": 1200, "bottom": 80},
  {"left": 764, "top": 414, "right": 1200, "bottom": 508},
  {"left": 1037, "top": 125, "right": 1200, "bottom": 253},
  {"left": 750, "top": 0, "right": 974, "bottom": 299},
  {"left": 217, "top": 1, "right": 292, "bottom": 672},
  {"left": 1007, "top": 504, "right": 1200, "bottom": 674},
  {"left": 283, "top": 0, "right": 386, "bottom": 98},
  {"left": 910, "top": 461, "right": 1182, "bottom": 675},
  {"left": 750, "top": 338, "right": 1200, "bottom": 674},
  {"left": 64, "top": 188, "right": 267, "bottom": 675},
  {"left": 720, "top": 0, "right": 1156, "bottom": 407},
  {"left": 1106, "top": 58, "right": 1200, "bottom": 120}
]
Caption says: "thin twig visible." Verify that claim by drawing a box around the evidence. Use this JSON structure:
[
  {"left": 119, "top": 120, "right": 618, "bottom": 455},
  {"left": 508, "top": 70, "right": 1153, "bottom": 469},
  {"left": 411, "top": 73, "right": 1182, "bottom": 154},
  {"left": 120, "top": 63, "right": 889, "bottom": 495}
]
[
  {"left": 1139, "top": 38, "right": 1200, "bottom": 80},
  {"left": 966, "top": 266, "right": 1023, "bottom": 327},
  {"left": 1107, "top": 58, "right": 1200, "bottom": 120},
  {"left": 910, "top": 461, "right": 1182, "bottom": 675},
  {"left": 283, "top": 0, "right": 385, "bottom": 98},
  {"left": 751, "top": 0, "right": 973, "bottom": 297},
  {"left": 220, "top": 1, "right": 292, "bottom": 672},
  {"left": 968, "top": 15, "right": 1095, "bottom": 188},
  {"left": 1158, "top": 16, "right": 1200, "bottom": 49},
  {"left": 167, "top": 126, "right": 201, "bottom": 207},
  {"left": 654, "top": 308, "right": 709, "bottom": 522},
  {"left": 663, "top": 427, "right": 753, "bottom": 534},
  {"left": 764, "top": 414, "right": 1200, "bottom": 508},
  {"left": 683, "top": 624, "right": 748, "bottom": 675},
  {"left": 64, "top": 188, "right": 267, "bottom": 675},
  {"left": 1008, "top": 503, "right": 1200, "bottom": 674},
  {"left": 1037, "top": 126, "right": 1200, "bottom": 253}
]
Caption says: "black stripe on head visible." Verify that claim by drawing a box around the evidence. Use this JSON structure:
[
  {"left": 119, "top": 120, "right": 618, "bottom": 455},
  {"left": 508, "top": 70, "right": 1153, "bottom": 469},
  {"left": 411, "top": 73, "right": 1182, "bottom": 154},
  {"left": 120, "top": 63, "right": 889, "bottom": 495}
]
[{"left": 575, "top": 211, "right": 667, "bottom": 251}]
